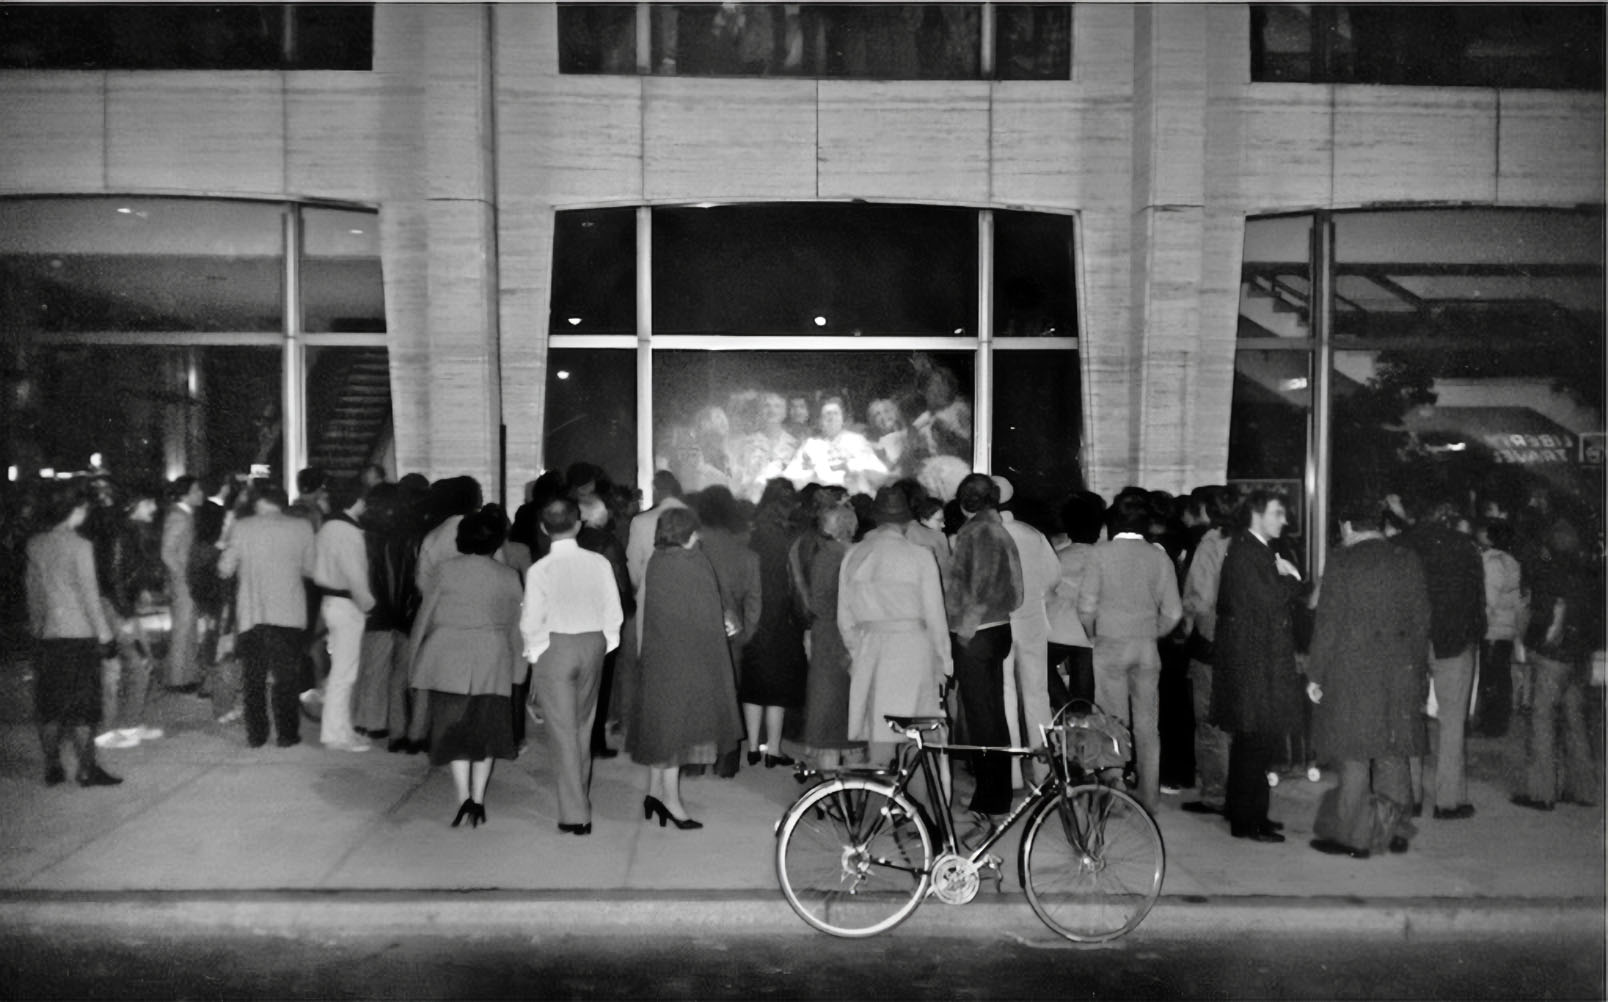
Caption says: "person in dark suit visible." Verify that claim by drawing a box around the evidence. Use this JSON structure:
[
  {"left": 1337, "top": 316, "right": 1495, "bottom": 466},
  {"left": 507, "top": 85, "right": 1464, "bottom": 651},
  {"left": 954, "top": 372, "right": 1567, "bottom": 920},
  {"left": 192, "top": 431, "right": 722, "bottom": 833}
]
[
  {"left": 1211, "top": 490, "right": 1304, "bottom": 843},
  {"left": 1305, "top": 497, "right": 1431, "bottom": 858}
]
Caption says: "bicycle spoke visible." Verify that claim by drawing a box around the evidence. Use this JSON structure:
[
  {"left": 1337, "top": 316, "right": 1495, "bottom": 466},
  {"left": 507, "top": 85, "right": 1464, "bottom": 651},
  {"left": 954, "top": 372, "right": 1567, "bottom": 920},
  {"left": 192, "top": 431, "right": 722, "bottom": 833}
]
[{"left": 1022, "top": 785, "right": 1165, "bottom": 943}]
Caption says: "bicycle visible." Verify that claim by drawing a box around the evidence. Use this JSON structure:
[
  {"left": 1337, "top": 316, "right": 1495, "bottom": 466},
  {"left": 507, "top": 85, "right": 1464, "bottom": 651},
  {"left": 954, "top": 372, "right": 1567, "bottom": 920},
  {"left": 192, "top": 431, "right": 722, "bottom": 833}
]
[{"left": 772, "top": 703, "right": 1166, "bottom": 943}]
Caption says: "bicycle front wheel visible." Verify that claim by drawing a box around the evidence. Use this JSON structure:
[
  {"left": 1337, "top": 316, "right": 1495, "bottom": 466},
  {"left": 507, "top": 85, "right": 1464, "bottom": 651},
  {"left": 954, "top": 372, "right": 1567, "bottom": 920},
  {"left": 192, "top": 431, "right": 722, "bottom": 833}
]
[
  {"left": 1019, "top": 784, "right": 1165, "bottom": 943},
  {"left": 775, "top": 777, "right": 934, "bottom": 937}
]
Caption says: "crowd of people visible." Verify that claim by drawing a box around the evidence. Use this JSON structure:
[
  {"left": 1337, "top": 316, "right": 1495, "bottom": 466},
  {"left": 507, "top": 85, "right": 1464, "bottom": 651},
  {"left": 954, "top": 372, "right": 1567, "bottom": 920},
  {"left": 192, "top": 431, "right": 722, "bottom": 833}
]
[{"left": 8, "top": 454, "right": 1602, "bottom": 860}]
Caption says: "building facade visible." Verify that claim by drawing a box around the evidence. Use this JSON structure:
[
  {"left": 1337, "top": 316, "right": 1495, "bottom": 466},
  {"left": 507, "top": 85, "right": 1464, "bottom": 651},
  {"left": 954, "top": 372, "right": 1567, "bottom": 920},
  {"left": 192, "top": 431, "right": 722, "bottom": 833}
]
[{"left": 1, "top": 4, "right": 1601, "bottom": 569}]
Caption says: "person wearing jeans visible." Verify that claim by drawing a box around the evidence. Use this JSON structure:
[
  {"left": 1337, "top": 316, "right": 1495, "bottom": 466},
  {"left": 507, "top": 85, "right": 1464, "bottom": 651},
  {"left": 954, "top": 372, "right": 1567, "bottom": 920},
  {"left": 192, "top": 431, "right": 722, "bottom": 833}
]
[
  {"left": 312, "top": 484, "right": 375, "bottom": 752},
  {"left": 1078, "top": 492, "right": 1182, "bottom": 813},
  {"left": 1397, "top": 499, "right": 1486, "bottom": 820}
]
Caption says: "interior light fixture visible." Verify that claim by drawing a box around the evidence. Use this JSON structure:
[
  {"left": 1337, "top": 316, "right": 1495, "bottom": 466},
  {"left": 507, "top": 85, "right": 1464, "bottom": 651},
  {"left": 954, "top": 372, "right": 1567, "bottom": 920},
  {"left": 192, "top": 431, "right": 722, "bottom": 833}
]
[
  {"left": 6, "top": 466, "right": 16, "bottom": 482},
  {"left": 116, "top": 207, "right": 133, "bottom": 214},
  {"left": 813, "top": 316, "right": 827, "bottom": 327},
  {"left": 89, "top": 452, "right": 103, "bottom": 469},
  {"left": 39, "top": 467, "right": 55, "bottom": 479},
  {"left": 348, "top": 228, "right": 365, "bottom": 235},
  {"left": 556, "top": 370, "right": 571, "bottom": 380},
  {"left": 567, "top": 317, "right": 582, "bottom": 326},
  {"left": 1280, "top": 377, "right": 1309, "bottom": 392}
]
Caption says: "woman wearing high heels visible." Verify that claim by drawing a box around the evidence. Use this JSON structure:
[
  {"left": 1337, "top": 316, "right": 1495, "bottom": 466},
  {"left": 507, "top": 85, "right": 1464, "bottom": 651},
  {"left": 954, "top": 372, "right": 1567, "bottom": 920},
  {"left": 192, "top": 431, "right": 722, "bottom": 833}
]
[
  {"left": 25, "top": 481, "right": 122, "bottom": 788},
  {"left": 625, "top": 507, "right": 743, "bottom": 829},
  {"left": 408, "top": 505, "right": 524, "bottom": 828}
]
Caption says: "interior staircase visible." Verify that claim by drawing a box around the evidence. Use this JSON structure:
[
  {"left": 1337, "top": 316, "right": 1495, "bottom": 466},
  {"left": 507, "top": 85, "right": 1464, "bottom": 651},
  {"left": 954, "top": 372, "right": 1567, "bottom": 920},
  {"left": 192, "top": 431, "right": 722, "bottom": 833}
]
[{"left": 306, "top": 348, "right": 391, "bottom": 485}]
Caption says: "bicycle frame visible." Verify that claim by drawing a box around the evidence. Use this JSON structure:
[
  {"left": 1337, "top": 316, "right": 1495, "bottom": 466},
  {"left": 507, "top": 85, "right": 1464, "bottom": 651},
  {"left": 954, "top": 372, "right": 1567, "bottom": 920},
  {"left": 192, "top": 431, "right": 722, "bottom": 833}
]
[{"left": 876, "top": 723, "right": 1063, "bottom": 867}]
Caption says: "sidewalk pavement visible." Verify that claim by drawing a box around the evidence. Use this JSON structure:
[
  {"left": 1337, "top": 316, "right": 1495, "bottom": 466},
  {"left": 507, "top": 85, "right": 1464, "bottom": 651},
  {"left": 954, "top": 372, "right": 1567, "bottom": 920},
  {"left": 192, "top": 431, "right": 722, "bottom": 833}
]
[{"left": 0, "top": 675, "right": 1602, "bottom": 944}]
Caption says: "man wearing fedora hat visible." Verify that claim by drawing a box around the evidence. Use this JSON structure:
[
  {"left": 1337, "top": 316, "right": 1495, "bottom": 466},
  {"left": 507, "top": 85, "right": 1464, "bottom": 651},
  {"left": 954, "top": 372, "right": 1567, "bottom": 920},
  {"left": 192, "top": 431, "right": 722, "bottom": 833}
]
[{"left": 838, "top": 486, "right": 952, "bottom": 776}]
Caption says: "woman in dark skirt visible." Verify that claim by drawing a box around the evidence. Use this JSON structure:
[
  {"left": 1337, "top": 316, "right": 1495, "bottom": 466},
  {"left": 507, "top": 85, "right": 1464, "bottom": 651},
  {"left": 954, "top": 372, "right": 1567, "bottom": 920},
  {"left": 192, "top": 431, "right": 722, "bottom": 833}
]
[
  {"left": 25, "top": 481, "right": 121, "bottom": 787},
  {"left": 626, "top": 507, "right": 743, "bottom": 829},
  {"left": 738, "top": 480, "right": 809, "bottom": 766},
  {"left": 408, "top": 505, "right": 524, "bottom": 828}
]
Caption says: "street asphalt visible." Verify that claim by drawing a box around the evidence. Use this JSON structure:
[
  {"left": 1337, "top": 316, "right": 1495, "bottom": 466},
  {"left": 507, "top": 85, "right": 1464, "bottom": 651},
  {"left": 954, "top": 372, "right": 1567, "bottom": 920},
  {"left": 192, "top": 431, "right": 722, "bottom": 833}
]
[{"left": 0, "top": 651, "right": 1602, "bottom": 945}]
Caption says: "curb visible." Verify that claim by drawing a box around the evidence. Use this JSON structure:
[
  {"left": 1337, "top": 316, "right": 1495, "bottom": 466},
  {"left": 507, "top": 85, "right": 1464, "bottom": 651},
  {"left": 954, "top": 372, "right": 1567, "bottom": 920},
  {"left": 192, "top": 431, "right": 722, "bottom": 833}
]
[{"left": 2, "top": 891, "right": 1601, "bottom": 942}]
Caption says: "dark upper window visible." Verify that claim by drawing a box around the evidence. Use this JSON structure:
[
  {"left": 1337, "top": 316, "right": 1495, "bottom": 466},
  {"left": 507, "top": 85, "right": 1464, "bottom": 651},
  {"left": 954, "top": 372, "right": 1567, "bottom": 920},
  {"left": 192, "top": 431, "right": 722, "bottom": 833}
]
[
  {"left": 559, "top": 3, "right": 1071, "bottom": 80},
  {"left": 0, "top": 4, "right": 373, "bottom": 70},
  {"left": 1252, "top": 4, "right": 1604, "bottom": 90}
]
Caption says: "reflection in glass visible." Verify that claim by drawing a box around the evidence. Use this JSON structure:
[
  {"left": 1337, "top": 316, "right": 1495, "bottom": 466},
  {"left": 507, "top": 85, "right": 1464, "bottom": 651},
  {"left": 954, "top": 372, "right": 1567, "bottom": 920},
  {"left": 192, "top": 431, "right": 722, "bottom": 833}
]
[
  {"left": 652, "top": 350, "right": 974, "bottom": 501},
  {"left": 995, "top": 4, "right": 1071, "bottom": 80},
  {"left": 18, "top": 345, "right": 281, "bottom": 482},
  {"left": 652, "top": 204, "right": 976, "bottom": 336},
  {"left": 994, "top": 210, "right": 1077, "bottom": 338},
  {"left": 648, "top": 4, "right": 981, "bottom": 79},
  {"left": 551, "top": 209, "right": 636, "bottom": 336},
  {"left": 544, "top": 348, "right": 637, "bottom": 490},
  {"left": 558, "top": 4, "right": 637, "bottom": 73},
  {"left": 0, "top": 3, "right": 374, "bottom": 71},
  {"left": 1239, "top": 214, "right": 1313, "bottom": 340},
  {"left": 1251, "top": 4, "right": 1603, "bottom": 90},
  {"left": 1228, "top": 348, "right": 1311, "bottom": 483},
  {"left": 991, "top": 349, "right": 1081, "bottom": 518},
  {"left": 302, "top": 207, "right": 384, "bottom": 334},
  {"left": 305, "top": 346, "right": 393, "bottom": 482},
  {"left": 0, "top": 197, "right": 285, "bottom": 334}
]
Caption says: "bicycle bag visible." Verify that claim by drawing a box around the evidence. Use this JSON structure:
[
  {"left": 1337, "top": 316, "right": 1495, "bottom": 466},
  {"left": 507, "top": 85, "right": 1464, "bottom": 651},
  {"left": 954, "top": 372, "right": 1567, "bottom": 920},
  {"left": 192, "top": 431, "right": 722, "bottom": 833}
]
[{"left": 1047, "top": 700, "right": 1133, "bottom": 774}]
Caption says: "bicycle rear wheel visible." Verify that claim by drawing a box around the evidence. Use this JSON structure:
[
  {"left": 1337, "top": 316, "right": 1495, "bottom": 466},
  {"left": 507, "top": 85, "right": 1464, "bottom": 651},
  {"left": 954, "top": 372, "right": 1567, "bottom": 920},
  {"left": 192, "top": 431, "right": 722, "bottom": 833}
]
[
  {"left": 775, "top": 777, "right": 933, "bottom": 937},
  {"left": 1019, "top": 784, "right": 1165, "bottom": 943}
]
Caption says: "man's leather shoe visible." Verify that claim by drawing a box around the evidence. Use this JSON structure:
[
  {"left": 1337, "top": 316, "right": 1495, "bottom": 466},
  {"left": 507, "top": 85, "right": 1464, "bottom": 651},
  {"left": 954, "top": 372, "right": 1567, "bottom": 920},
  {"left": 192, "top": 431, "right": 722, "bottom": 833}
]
[
  {"left": 1388, "top": 836, "right": 1410, "bottom": 854},
  {"left": 1231, "top": 826, "right": 1286, "bottom": 843},
  {"left": 1433, "top": 803, "right": 1476, "bottom": 820},
  {"left": 591, "top": 748, "right": 618, "bottom": 760},
  {"left": 1180, "top": 801, "right": 1222, "bottom": 815},
  {"left": 1310, "top": 837, "right": 1370, "bottom": 859},
  {"left": 1264, "top": 819, "right": 1285, "bottom": 831},
  {"left": 558, "top": 822, "right": 592, "bottom": 836}
]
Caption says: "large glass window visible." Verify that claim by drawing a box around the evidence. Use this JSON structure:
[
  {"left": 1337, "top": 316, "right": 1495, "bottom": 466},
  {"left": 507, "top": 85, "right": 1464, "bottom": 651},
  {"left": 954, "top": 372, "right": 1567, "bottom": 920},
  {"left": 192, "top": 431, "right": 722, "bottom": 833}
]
[
  {"left": 992, "top": 348, "right": 1082, "bottom": 516},
  {"left": 16, "top": 345, "right": 282, "bottom": 484},
  {"left": 560, "top": 4, "right": 1070, "bottom": 80},
  {"left": 1251, "top": 4, "right": 1604, "bottom": 90},
  {"left": 0, "top": 197, "right": 390, "bottom": 489},
  {"left": 1330, "top": 209, "right": 1603, "bottom": 527},
  {"left": 653, "top": 349, "right": 974, "bottom": 503},
  {"left": 652, "top": 204, "right": 976, "bottom": 336},
  {"left": 303, "top": 208, "right": 385, "bottom": 334},
  {"left": 0, "top": 3, "right": 374, "bottom": 71},
  {"left": 544, "top": 348, "right": 637, "bottom": 492},
  {"left": 549, "top": 203, "right": 1080, "bottom": 515},
  {"left": 550, "top": 208, "right": 636, "bottom": 336},
  {"left": 0, "top": 198, "right": 285, "bottom": 334},
  {"left": 1231, "top": 208, "right": 1604, "bottom": 567}
]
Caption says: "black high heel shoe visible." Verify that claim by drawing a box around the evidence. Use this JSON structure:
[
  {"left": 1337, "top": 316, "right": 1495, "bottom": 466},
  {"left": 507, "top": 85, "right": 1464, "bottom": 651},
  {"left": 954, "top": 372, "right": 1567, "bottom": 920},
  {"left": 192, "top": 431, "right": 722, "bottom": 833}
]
[
  {"left": 764, "top": 752, "right": 794, "bottom": 769},
  {"left": 452, "top": 798, "right": 477, "bottom": 828},
  {"left": 643, "top": 795, "right": 703, "bottom": 830},
  {"left": 746, "top": 749, "right": 762, "bottom": 766},
  {"left": 77, "top": 764, "right": 122, "bottom": 787},
  {"left": 473, "top": 802, "right": 486, "bottom": 827}
]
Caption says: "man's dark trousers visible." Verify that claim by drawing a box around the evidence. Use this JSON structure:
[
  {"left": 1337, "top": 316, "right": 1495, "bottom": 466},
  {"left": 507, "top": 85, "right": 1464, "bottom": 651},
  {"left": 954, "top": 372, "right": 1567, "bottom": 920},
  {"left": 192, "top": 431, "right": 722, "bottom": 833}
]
[
  {"left": 952, "top": 624, "right": 1014, "bottom": 816},
  {"left": 240, "top": 624, "right": 304, "bottom": 746}
]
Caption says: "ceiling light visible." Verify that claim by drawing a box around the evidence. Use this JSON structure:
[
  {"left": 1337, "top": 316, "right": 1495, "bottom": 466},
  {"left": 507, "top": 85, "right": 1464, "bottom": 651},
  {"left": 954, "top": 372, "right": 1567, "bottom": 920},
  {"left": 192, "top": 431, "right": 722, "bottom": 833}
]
[
  {"left": 1280, "top": 377, "right": 1309, "bottom": 392},
  {"left": 116, "top": 207, "right": 133, "bottom": 214},
  {"left": 348, "top": 228, "right": 365, "bottom": 235},
  {"left": 814, "top": 316, "right": 827, "bottom": 327},
  {"left": 556, "top": 370, "right": 570, "bottom": 380},
  {"left": 567, "top": 317, "right": 582, "bottom": 326}
]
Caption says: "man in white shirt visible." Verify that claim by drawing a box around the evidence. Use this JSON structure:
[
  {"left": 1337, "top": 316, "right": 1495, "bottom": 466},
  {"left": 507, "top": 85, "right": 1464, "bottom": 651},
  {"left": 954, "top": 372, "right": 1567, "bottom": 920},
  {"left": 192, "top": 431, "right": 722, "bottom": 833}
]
[{"left": 522, "top": 498, "right": 623, "bottom": 836}]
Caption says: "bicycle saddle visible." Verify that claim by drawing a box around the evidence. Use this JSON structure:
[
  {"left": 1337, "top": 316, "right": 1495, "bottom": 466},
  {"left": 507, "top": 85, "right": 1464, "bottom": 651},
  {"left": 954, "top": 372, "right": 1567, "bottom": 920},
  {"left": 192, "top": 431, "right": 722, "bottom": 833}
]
[{"left": 883, "top": 715, "right": 946, "bottom": 732}]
